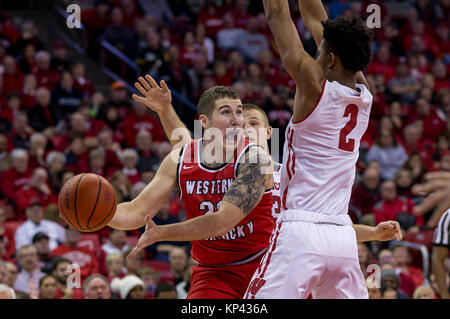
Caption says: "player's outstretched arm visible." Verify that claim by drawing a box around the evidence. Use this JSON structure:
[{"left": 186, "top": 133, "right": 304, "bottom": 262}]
[
  {"left": 263, "top": 0, "right": 323, "bottom": 123},
  {"left": 133, "top": 74, "right": 192, "bottom": 148},
  {"left": 126, "top": 146, "right": 273, "bottom": 261},
  {"left": 412, "top": 171, "right": 450, "bottom": 228},
  {"left": 352, "top": 221, "right": 402, "bottom": 243},
  {"left": 432, "top": 246, "right": 450, "bottom": 299},
  {"left": 107, "top": 149, "right": 179, "bottom": 230}
]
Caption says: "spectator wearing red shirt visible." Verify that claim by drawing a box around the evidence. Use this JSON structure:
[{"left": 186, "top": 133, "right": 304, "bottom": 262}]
[
  {"left": 401, "top": 123, "right": 434, "bottom": 170},
  {"left": 432, "top": 60, "right": 450, "bottom": 93},
  {"left": 198, "top": 1, "right": 224, "bottom": 38},
  {"left": 402, "top": 21, "right": 439, "bottom": 58},
  {"left": 51, "top": 257, "right": 84, "bottom": 299},
  {"left": 32, "top": 51, "right": 60, "bottom": 91},
  {"left": 118, "top": 0, "right": 142, "bottom": 29},
  {"left": 96, "top": 127, "right": 122, "bottom": 174},
  {"left": 350, "top": 167, "right": 381, "bottom": 216},
  {"left": 21, "top": 74, "right": 37, "bottom": 110},
  {"left": 119, "top": 148, "right": 141, "bottom": 186},
  {"left": 64, "top": 137, "right": 89, "bottom": 175},
  {"left": 51, "top": 228, "right": 100, "bottom": 284},
  {"left": 0, "top": 148, "right": 32, "bottom": 205},
  {"left": 1, "top": 55, "right": 24, "bottom": 94},
  {"left": 119, "top": 100, "right": 165, "bottom": 147},
  {"left": 367, "top": 44, "right": 397, "bottom": 83},
  {"left": 213, "top": 59, "right": 233, "bottom": 87},
  {"left": 232, "top": 0, "right": 252, "bottom": 30},
  {"left": 408, "top": 98, "right": 446, "bottom": 141},
  {"left": 179, "top": 31, "right": 199, "bottom": 67},
  {"left": 0, "top": 205, "right": 15, "bottom": 260},
  {"left": 435, "top": 21, "right": 450, "bottom": 60},
  {"left": 16, "top": 167, "right": 57, "bottom": 220},
  {"left": 81, "top": 0, "right": 111, "bottom": 60},
  {"left": 72, "top": 62, "right": 95, "bottom": 100},
  {"left": 392, "top": 245, "right": 424, "bottom": 289},
  {"left": 373, "top": 180, "right": 422, "bottom": 230}
]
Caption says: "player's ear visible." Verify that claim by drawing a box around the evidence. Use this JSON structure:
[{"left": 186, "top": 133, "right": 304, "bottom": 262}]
[
  {"left": 266, "top": 126, "right": 273, "bottom": 140},
  {"left": 329, "top": 52, "right": 336, "bottom": 70},
  {"left": 199, "top": 114, "right": 209, "bottom": 130}
]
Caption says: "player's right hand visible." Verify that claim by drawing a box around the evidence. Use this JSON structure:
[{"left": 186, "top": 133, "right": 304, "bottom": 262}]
[
  {"left": 126, "top": 215, "right": 160, "bottom": 262},
  {"left": 132, "top": 74, "right": 172, "bottom": 114}
]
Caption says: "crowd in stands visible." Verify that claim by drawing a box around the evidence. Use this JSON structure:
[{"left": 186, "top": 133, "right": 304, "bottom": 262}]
[{"left": 0, "top": 0, "right": 449, "bottom": 299}]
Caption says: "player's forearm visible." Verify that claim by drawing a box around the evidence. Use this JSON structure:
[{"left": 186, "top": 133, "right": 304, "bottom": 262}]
[
  {"left": 156, "top": 210, "right": 236, "bottom": 242},
  {"left": 352, "top": 224, "right": 377, "bottom": 242},
  {"left": 298, "top": 0, "right": 328, "bottom": 27},
  {"left": 108, "top": 201, "right": 148, "bottom": 230},
  {"left": 158, "top": 106, "right": 192, "bottom": 147}
]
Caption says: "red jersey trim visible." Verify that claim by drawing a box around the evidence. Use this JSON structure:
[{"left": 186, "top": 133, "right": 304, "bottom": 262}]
[{"left": 292, "top": 80, "right": 327, "bottom": 124}]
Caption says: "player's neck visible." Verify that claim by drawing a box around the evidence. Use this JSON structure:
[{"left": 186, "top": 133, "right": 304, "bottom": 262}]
[
  {"left": 327, "top": 69, "right": 358, "bottom": 91},
  {"left": 200, "top": 139, "right": 234, "bottom": 169}
]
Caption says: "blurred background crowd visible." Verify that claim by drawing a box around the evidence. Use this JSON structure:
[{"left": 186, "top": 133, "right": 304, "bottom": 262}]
[{"left": 0, "top": 0, "right": 448, "bottom": 299}]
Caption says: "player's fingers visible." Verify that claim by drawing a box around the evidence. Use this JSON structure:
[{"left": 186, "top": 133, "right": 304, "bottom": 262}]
[
  {"left": 160, "top": 80, "right": 169, "bottom": 93},
  {"left": 132, "top": 94, "right": 147, "bottom": 104},
  {"left": 392, "top": 221, "right": 402, "bottom": 240},
  {"left": 412, "top": 178, "right": 450, "bottom": 195},
  {"left": 423, "top": 171, "right": 450, "bottom": 181},
  {"left": 145, "top": 74, "right": 159, "bottom": 89},
  {"left": 138, "top": 76, "right": 152, "bottom": 91},
  {"left": 134, "top": 82, "right": 148, "bottom": 96},
  {"left": 413, "top": 191, "right": 445, "bottom": 215}
]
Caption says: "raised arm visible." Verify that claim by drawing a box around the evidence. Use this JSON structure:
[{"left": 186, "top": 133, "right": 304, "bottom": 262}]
[
  {"left": 297, "top": 0, "right": 370, "bottom": 90},
  {"left": 263, "top": 0, "right": 324, "bottom": 123},
  {"left": 133, "top": 75, "right": 193, "bottom": 148},
  {"left": 107, "top": 148, "right": 179, "bottom": 230},
  {"left": 126, "top": 146, "right": 273, "bottom": 260}
]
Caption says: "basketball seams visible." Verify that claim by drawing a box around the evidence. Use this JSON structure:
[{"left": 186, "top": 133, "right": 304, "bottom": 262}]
[
  {"left": 58, "top": 191, "right": 76, "bottom": 230},
  {"left": 74, "top": 173, "right": 87, "bottom": 231},
  {"left": 86, "top": 175, "right": 102, "bottom": 230},
  {"left": 90, "top": 194, "right": 117, "bottom": 230}
]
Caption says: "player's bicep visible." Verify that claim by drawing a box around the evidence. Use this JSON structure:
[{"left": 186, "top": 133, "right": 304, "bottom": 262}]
[{"left": 222, "top": 147, "right": 273, "bottom": 216}]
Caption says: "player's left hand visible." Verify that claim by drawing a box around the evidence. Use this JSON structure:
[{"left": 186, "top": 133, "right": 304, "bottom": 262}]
[
  {"left": 126, "top": 215, "right": 160, "bottom": 262},
  {"left": 374, "top": 221, "right": 402, "bottom": 241}
]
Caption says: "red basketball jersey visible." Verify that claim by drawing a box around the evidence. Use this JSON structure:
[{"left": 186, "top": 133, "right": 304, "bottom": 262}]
[{"left": 178, "top": 139, "right": 274, "bottom": 266}]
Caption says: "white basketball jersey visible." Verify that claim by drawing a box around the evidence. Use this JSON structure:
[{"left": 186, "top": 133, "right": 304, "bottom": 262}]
[{"left": 280, "top": 80, "right": 373, "bottom": 216}]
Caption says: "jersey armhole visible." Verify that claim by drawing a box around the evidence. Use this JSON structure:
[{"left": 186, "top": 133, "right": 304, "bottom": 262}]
[
  {"left": 292, "top": 80, "right": 327, "bottom": 125},
  {"left": 176, "top": 145, "right": 186, "bottom": 199},
  {"left": 234, "top": 143, "right": 261, "bottom": 178}
]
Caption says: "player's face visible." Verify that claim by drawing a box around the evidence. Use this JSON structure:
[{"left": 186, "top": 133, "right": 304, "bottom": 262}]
[
  {"left": 202, "top": 98, "right": 244, "bottom": 150},
  {"left": 243, "top": 109, "right": 270, "bottom": 144}
]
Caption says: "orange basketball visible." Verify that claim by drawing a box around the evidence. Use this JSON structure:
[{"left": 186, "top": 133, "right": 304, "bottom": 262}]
[{"left": 58, "top": 173, "right": 117, "bottom": 232}]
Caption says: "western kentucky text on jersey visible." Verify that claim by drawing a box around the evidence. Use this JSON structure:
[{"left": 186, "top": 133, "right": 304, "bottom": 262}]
[
  {"left": 185, "top": 179, "right": 234, "bottom": 195},
  {"left": 178, "top": 139, "right": 274, "bottom": 266}
]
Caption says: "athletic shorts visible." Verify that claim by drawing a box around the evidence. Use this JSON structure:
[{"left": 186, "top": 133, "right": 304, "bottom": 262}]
[
  {"left": 244, "top": 210, "right": 368, "bottom": 299},
  {"left": 187, "top": 255, "right": 263, "bottom": 299}
]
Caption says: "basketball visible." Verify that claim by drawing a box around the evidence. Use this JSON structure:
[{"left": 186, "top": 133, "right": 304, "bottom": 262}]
[{"left": 58, "top": 173, "right": 117, "bottom": 232}]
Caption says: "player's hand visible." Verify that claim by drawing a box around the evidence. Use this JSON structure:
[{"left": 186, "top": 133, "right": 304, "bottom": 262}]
[
  {"left": 126, "top": 215, "right": 160, "bottom": 262},
  {"left": 412, "top": 171, "right": 450, "bottom": 218},
  {"left": 132, "top": 74, "right": 172, "bottom": 114},
  {"left": 374, "top": 221, "right": 402, "bottom": 241}
]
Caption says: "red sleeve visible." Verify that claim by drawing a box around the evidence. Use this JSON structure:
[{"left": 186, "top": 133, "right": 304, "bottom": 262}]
[{"left": 0, "top": 170, "right": 16, "bottom": 202}]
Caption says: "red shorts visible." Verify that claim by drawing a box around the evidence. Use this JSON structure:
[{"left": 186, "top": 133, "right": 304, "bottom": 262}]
[{"left": 187, "top": 257, "right": 262, "bottom": 299}]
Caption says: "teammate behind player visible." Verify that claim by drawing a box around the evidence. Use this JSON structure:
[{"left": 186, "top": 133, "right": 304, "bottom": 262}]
[{"left": 245, "top": 0, "right": 378, "bottom": 299}]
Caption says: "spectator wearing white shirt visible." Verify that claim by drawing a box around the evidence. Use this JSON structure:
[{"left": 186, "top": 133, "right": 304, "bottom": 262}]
[
  {"left": 217, "top": 12, "right": 245, "bottom": 52},
  {"left": 101, "top": 228, "right": 130, "bottom": 256},
  {"left": 13, "top": 245, "right": 45, "bottom": 298},
  {"left": 237, "top": 16, "right": 268, "bottom": 62},
  {"left": 14, "top": 198, "right": 65, "bottom": 252}
]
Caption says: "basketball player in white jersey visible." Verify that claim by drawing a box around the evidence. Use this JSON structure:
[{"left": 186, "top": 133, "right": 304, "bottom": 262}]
[{"left": 243, "top": 0, "right": 381, "bottom": 299}]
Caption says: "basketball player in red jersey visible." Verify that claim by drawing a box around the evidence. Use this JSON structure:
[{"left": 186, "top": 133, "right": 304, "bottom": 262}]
[
  {"left": 109, "top": 85, "right": 275, "bottom": 298},
  {"left": 244, "top": 0, "right": 386, "bottom": 299}
]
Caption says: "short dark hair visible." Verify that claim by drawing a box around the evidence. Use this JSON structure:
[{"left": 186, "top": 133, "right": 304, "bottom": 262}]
[
  {"left": 39, "top": 274, "right": 56, "bottom": 288},
  {"left": 154, "top": 282, "right": 176, "bottom": 299},
  {"left": 197, "top": 86, "right": 240, "bottom": 119},
  {"left": 322, "top": 17, "right": 373, "bottom": 72},
  {"left": 51, "top": 257, "right": 71, "bottom": 272}
]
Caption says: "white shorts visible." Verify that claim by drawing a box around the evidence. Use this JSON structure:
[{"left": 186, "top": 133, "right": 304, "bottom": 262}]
[{"left": 244, "top": 209, "right": 368, "bottom": 299}]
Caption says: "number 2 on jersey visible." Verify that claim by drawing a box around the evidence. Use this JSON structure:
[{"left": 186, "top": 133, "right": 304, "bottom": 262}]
[{"left": 338, "top": 104, "right": 358, "bottom": 152}]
